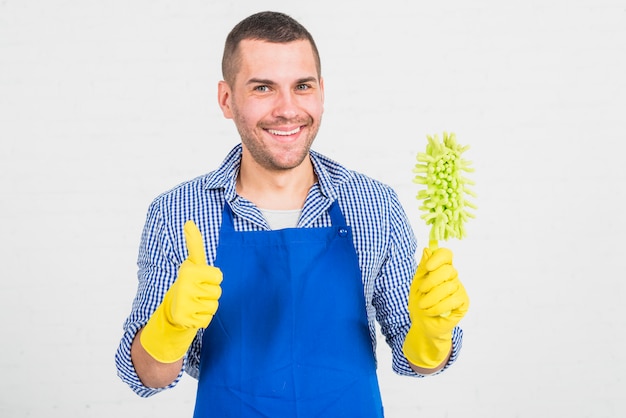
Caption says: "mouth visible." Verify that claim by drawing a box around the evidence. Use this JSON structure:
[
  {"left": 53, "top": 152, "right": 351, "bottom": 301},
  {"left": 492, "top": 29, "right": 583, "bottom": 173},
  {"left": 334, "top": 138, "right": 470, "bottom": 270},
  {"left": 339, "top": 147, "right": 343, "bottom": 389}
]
[{"left": 265, "top": 126, "right": 302, "bottom": 136}]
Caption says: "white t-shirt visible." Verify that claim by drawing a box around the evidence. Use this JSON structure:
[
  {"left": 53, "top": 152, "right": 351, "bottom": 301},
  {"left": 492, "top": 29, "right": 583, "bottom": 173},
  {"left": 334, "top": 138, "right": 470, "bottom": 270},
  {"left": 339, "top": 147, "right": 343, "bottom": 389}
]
[{"left": 258, "top": 208, "right": 302, "bottom": 230}]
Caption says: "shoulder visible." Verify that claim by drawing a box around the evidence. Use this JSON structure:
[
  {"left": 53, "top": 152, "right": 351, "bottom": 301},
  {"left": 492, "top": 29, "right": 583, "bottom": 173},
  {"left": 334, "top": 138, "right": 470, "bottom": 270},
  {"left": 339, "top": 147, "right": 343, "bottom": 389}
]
[
  {"left": 310, "top": 150, "right": 407, "bottom": 237},
  {"left": 310, "top": 149, "right": 398, "bottom": 202},
  {"left": 147, "top": 145, "right": 241, "bottom": 216},
  {"left": 148, "top": 174, "right": 215, "bottom": 214}
]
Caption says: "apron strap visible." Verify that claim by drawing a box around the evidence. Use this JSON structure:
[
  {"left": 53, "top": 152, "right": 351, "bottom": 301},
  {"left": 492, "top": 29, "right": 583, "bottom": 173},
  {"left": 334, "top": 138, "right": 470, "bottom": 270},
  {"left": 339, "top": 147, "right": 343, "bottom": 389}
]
[
  {"left": 328, "top": 200, "right": 347, "bottom": 227},
  {"left": 220, "top": 202, "right": 236, "bottom": 233}
]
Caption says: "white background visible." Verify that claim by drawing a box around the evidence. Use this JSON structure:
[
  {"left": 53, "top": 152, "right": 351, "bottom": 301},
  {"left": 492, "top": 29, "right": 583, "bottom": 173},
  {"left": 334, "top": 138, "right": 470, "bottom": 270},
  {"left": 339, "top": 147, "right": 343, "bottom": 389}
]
[{"left": 1, "top": 1, "right": 625, "bottom": 417}]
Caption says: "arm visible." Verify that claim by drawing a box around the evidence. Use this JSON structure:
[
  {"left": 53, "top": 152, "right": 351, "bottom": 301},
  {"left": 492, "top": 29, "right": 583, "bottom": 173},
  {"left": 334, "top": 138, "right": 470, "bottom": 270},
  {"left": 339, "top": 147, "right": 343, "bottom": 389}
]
[
  {"left": 115, "top": 208, "right": 221, "bottom": 396},
  {"left": 115, "top": 202, "right": 184, "bottom": 396},
  {"left": 374, "top": 189, "right": 466, "bottom": 377}
]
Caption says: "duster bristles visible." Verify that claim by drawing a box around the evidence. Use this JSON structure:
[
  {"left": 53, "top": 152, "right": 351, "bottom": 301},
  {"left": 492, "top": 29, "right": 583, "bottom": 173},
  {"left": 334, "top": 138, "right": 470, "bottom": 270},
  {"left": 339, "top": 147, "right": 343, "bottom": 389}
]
[{"left": 413, "top": 132, "right": 476, "bottom": 243}]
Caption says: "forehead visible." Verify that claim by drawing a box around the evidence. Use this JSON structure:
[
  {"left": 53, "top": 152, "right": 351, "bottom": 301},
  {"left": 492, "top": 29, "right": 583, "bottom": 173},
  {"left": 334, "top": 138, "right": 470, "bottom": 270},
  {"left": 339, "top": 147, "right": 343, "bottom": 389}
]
[{"left": 235, "top": 39, "right": 319, "bottom": 82}]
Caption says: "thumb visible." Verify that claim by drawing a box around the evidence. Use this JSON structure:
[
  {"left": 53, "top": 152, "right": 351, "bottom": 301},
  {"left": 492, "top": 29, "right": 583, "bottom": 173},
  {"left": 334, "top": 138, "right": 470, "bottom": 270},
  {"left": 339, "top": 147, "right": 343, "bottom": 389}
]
[
  {"left": 184, "top": 220, "right": 208, "bottom": 265},
  {"left": 425, "top": 248, "right": 453, "bottom": 271}
]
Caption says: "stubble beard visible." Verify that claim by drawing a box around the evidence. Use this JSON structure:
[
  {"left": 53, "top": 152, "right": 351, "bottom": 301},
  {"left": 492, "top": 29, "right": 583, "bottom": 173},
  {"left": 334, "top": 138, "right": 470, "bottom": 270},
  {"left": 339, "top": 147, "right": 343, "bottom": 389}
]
[{"left": 235, "top": 113, "right": 321, "bottom": 172}]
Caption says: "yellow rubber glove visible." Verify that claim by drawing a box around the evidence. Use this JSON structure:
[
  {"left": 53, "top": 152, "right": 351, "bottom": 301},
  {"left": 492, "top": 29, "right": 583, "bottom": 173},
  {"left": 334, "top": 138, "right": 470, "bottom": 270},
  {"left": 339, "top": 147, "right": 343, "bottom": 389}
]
[
  {"left": 403, "top": 247, "right": 469, "bottom": 369},
  {"left": 140, "top": 220, "right": 223, "bottom": 363}
]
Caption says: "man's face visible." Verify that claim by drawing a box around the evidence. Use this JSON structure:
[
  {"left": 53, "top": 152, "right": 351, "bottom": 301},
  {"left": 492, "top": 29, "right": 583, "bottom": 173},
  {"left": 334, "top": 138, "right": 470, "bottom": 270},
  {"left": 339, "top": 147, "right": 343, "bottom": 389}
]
[{"left": 218, "top": 39, "right": 324, "bottom": 172}]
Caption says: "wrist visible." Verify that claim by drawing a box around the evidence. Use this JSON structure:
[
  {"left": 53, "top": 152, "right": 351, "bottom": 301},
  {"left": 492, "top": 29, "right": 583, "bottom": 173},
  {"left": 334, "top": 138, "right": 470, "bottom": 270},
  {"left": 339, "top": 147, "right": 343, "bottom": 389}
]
[
  {"left": 402, "top": 322, "right": 452, "bottom": 369},
  {"left": 140, "top": 304, "right": 198, "bottom": 363}
]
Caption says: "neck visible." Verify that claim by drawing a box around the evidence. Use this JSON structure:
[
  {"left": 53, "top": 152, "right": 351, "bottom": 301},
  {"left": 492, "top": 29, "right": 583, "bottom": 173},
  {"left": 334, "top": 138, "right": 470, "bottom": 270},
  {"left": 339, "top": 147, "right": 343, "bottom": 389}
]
[{"left": 237, "top": 153, "right": 316, "bottom": 210}]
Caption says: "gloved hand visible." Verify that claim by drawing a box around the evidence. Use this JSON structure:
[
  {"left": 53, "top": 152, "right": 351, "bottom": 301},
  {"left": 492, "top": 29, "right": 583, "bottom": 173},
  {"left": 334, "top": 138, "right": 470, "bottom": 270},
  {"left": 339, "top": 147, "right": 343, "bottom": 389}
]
[
  {"left": 403, "top": 247, "right": 469, "bottom": 369},
  {"left": 140, "top": 220, "right": 223, "bottom": 363}
]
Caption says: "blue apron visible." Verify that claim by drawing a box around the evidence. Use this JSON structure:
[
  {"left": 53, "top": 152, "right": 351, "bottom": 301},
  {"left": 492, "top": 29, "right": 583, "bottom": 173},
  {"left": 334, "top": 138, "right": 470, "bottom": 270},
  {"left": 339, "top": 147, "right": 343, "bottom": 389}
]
[{"left": 193, "top": 201, "right": 384, "bottom": 417}]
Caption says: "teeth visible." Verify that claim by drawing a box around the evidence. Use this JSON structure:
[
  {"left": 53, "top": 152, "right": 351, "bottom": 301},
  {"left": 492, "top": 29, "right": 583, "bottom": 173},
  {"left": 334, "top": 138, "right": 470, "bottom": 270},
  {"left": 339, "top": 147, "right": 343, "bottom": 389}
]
[{"left": 267, "top": 127, "right": 301, "bottom": 136}]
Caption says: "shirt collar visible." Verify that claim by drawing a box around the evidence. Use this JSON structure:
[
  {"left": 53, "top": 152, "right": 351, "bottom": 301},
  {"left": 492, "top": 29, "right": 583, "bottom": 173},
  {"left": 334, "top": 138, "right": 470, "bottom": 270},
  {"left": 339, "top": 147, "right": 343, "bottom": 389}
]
[
  {"left": 203, "top": 144, "right": 241, "bottom": 202},
  {"left": 203, "top": 144, "right": 355, "bottom": 202}
]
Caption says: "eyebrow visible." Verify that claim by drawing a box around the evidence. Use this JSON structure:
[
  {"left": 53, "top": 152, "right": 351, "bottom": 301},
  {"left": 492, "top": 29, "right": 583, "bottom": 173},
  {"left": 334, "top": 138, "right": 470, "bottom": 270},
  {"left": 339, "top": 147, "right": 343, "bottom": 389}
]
[{"left": 246, "top": 76, "right": 319, "bottom": 86}]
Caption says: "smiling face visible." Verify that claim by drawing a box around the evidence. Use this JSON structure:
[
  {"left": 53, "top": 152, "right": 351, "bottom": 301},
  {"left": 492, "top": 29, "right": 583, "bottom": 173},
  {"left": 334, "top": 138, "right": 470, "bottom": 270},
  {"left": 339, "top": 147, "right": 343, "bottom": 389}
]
[{"left": 218, "top": 39, "right": 324, "bottom": 172}]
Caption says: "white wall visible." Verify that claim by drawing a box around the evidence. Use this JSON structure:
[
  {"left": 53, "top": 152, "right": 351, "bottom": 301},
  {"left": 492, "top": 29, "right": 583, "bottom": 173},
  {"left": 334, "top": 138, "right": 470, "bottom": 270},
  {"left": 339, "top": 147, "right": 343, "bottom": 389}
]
[{"left": 1, "top": 1, "right": 625, "bottom": 417}]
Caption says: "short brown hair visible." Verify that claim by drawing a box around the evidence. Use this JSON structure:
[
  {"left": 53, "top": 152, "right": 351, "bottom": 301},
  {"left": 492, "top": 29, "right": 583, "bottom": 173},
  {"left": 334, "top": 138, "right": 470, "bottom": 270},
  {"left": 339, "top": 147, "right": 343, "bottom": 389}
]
[{"left": 222, "top": 11, "right": 321, "bottom": 85}]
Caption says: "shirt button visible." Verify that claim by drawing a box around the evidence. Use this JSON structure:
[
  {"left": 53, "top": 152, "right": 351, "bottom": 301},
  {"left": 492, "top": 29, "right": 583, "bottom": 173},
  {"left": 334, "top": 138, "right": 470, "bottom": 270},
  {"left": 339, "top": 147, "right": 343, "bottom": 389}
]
[{"left": 338, "top": 228, "right": 348, "bottom": 237}]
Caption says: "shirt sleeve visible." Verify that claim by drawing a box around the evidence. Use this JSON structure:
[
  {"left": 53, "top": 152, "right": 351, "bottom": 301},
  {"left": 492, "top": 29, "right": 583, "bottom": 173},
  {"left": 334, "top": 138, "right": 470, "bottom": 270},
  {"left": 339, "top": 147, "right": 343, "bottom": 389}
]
[
  {"left": 373, "top": 189, "right": 464, "bottom": 377},
  {"left": 114, "top": 199, "right": 200, "bottom": 397}
]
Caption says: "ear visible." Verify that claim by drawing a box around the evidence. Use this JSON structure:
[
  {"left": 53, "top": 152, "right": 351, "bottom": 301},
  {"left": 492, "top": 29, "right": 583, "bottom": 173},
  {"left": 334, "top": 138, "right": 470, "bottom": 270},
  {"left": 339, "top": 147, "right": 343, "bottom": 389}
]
[
  {"left": 319, "top": 76, "right": 325, "bottom": 112},
  {"left": 217, "top": 81, "right": 234, "bottom": 119}
]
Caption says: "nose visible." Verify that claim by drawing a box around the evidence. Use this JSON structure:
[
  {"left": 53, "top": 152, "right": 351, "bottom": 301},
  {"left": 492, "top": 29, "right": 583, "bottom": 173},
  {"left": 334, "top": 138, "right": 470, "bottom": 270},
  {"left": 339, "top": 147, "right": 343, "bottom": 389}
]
[{"left": 272, "top": 88, "right": 299, "bottom": 119}]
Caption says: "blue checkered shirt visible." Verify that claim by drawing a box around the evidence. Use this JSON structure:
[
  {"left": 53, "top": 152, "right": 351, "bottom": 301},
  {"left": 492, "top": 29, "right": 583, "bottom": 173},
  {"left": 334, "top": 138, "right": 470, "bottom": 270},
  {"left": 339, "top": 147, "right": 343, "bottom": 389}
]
[{"left": 115, "top": 144, "right": 463, "bottom": 397}]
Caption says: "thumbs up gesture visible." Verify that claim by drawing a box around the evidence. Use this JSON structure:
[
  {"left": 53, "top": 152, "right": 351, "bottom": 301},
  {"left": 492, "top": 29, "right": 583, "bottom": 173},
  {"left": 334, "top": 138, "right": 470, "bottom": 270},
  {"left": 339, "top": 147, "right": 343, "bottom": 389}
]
[{"left": 140, "top": 221, "right": 223, "bottom": 363}]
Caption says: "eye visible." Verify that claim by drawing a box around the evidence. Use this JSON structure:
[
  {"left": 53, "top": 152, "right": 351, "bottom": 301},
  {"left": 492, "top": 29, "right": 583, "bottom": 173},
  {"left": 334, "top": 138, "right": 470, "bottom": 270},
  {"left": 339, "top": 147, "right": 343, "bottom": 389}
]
[
  {"left": 254, "top": 85, "right": 270, "bottom": 92},
  {"left": 296, "top": 84, "right": 310, "bottom": 91}
]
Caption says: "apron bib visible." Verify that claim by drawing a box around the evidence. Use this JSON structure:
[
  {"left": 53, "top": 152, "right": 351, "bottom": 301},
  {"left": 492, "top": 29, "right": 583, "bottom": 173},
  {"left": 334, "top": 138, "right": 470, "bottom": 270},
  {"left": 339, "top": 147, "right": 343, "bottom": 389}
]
[{"left": 193, "top": 202, "right": 383, "bottom": 417}]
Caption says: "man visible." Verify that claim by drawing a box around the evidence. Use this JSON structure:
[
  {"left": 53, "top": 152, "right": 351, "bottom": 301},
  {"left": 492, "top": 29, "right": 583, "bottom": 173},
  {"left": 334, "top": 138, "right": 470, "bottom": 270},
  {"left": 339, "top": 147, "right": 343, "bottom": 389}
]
[{"left": 116, "top": 11, "right": 469, "bottom": 417}]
